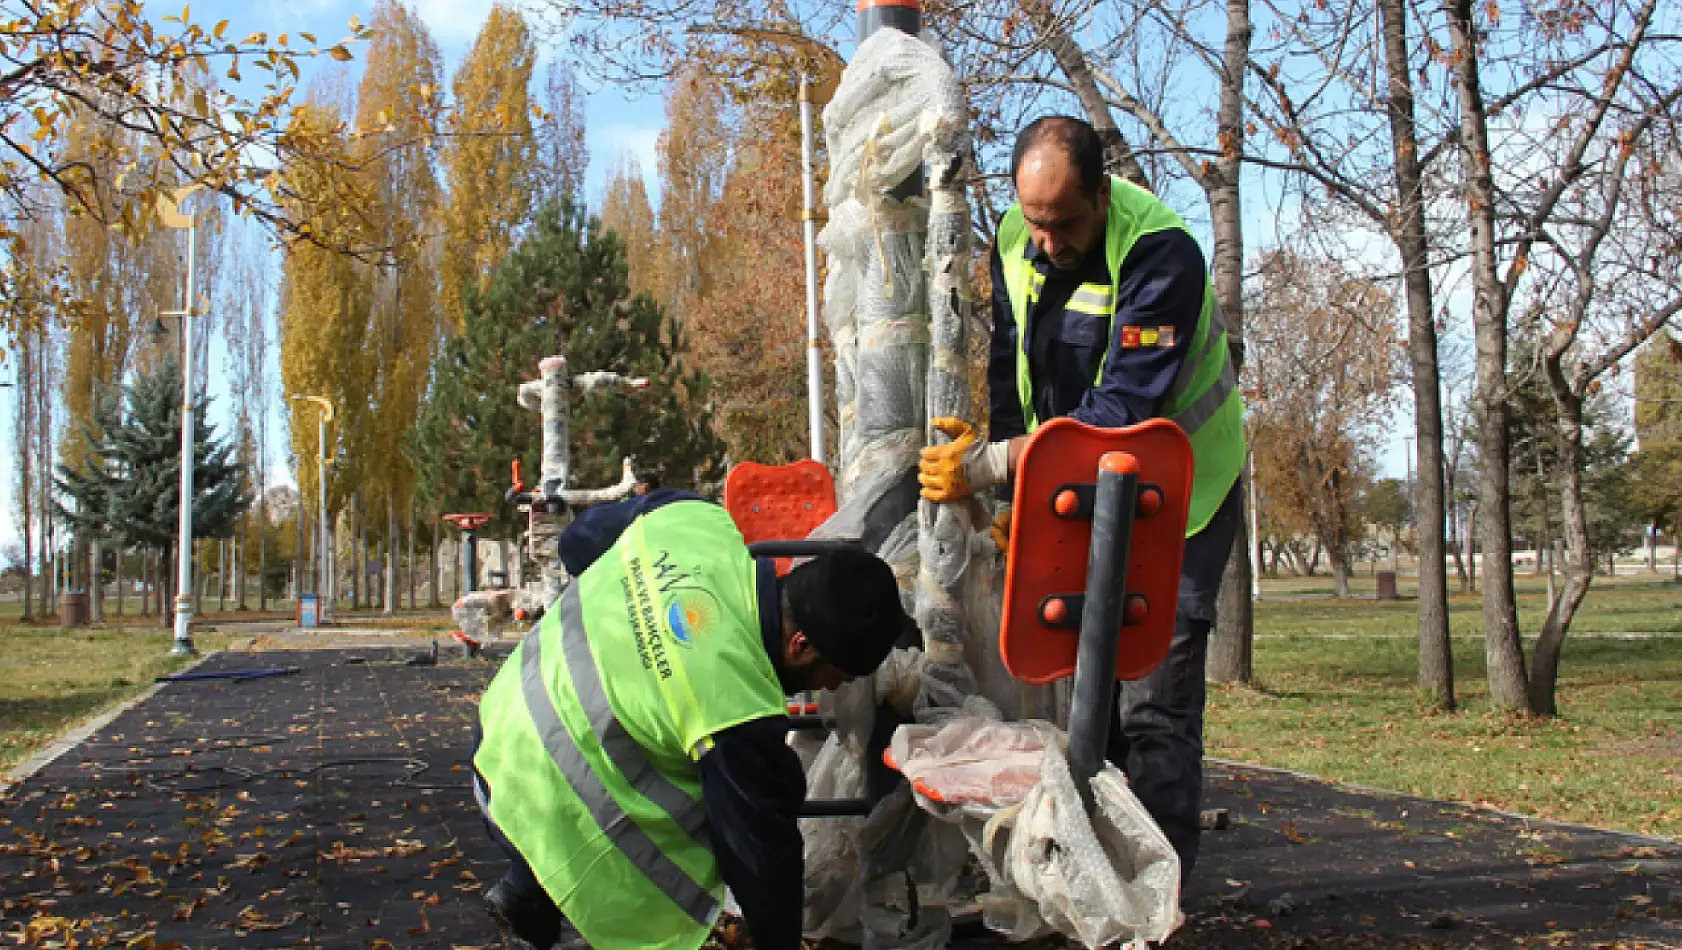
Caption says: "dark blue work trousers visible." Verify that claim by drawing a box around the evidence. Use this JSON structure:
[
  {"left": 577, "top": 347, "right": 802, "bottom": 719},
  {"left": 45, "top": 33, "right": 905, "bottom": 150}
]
[{"left": 1105, "top": 480, "right": 1242, "bottom": 882}]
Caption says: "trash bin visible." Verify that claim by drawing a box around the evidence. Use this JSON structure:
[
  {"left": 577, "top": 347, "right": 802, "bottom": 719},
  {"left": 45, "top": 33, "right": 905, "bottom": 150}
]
[
  {"left": 297, "top": 594, "right": 321, "bottom": 629},
  {"left": 1375, "top": 571, "right": 1399, "bottom": 601},
  {"left": 61, "top": 591, "right": 89, "bottom": 627}
]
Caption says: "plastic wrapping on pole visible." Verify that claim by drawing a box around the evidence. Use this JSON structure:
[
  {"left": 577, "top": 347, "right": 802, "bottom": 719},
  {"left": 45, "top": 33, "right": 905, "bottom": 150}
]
[
  {"left": 1065, "top": 454, "right": 1140, "bottom": 801},
  {"left": 539, "top": 356, "right": 570, "bottom": 506}
]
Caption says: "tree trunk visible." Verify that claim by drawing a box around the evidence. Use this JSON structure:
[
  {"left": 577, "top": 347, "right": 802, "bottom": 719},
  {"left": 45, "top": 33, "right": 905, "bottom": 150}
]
[
  {"left": 196, "top": 539, "right": 208, "bottom": 616},
  {"left": 161, "top": 544, "right": 173, "bottom": 629},
  {"left": 1309, "top": 538, "right": 1322, "bottom": 575},
  {"left": 1538, "top": 456, "right": 1556, "bottom": 610},
  {"left": 236, "top": 520, "right": 248, "bottom": 610},
  {"left": 1332, "top": 554, "right": 1352, "bottom": 598},
  {"left": 115, "top": 543, "right": 125, "bottom": 617},
  {"left": 218, "top": 538, "right": 228, "bottom": 612},
  {"left": 1445, "top": 0, "right": 1529, "bottom": 712},
  {"left": 384, "top": 496, "right": 398, "bottom": 616},
  {"left": 429, "top": 517, "right": 441, "bottom": 608},
  {"left": 1209, "top": 487, "right": 1254, "bottom": 684},
  {"left": 1206, "top": 0, "right": 1254, "bottom": 684},
  {"left": 1528, "top": 381, "right": 1592, "bottom": 717},
  {"left": 1466, "top": 499, "right": 1479, "bottom": 592},
  {"left": 297, "top": 501, "right": 308, "bottom": 599},
  {"left": 407, "top": 499, "right": 417, "bottom": 610},
  {"left": 1450, "top": 496, "right": 1469, "bottom": 592},
  {"left": 354, "top": 494, "right": 366, "bottom": 610},
  {"left": 87, "top": 537, "right": 101, "bottom": 621},
  {"left": 1021, "top": 0, "right": 1152, "bottom": 189}
]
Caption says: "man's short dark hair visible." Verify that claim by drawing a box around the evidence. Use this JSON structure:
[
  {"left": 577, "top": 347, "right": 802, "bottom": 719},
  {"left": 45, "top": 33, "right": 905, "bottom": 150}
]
[{"left": 1011, "top": 116, "right": 1106, "bottom": 199}]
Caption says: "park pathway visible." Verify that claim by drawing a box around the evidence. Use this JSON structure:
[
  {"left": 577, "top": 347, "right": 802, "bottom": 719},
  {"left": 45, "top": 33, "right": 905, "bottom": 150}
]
[{"left": 2, "top": 646, "right": 1678, "bottom": 949}]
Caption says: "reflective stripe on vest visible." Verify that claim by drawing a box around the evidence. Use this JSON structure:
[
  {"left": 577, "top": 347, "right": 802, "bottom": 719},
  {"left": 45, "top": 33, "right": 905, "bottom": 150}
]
[
  {"left": 474, "top": 501, "right": 787, "bottom": 950},
  {"left": 516, "top": 587, "right": 718, "bottom": 926},
  {"left": 997, "top": 176, "right": 1245, "bottom": 534}
]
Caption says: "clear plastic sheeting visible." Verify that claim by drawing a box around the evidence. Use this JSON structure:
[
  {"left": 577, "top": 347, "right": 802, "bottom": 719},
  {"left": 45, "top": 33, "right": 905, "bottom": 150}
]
[
  {"left": 806, "top": 23, "right": 1015, "bottom": 950},
  {"left": 452, "top": 589, "right": 514, "bottom": 642},
  {"left": 890, "top": 717, "right": 1184, "bottom": 949},
  {"left": 802, "top": 733, "right": 868, "bottom": 943}
]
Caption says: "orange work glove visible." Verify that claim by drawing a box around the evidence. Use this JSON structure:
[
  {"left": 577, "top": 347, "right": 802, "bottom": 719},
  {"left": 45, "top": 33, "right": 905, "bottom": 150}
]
[
  {"left": 990, "top": 505, "right": 1012, "bottom": 553},
  {"left": 918, "top": 418, "right": 1011, "bottom": 503}
]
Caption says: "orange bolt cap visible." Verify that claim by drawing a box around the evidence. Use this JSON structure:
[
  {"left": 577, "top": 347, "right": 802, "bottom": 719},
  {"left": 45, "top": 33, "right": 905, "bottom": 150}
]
[
  {"left": 1100, "top": 451, "right": 1140, "bottom": 475},
  {"left": 1137, "top": 486, "right": 1163, "bottom": 517},
  {"left": 1054, "top": 490, "right": 1080, "bottom": 516},
  {"left": 1042, "top": 598, "right": 1067, "bottom": 625},
  {"left": 1124, "top": 594, "right": 1149, "bottom": 626}
]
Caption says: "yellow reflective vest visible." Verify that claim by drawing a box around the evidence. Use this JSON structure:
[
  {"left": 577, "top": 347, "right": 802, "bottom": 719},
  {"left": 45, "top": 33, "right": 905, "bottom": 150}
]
[{"left": 997, "top": 176, "right": 1245, "bottom": 535}]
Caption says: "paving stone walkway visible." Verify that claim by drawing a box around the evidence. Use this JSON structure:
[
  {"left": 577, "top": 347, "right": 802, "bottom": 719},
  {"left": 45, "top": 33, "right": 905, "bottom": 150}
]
[{"left": 2, "top": 646, "right": 1677, "bottom": 949}]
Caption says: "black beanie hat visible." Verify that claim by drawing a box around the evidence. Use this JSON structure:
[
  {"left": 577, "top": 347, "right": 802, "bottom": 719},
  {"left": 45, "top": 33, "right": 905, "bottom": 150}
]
[{"left": 783, "top": 549, "right": 911, "bottom": 677}]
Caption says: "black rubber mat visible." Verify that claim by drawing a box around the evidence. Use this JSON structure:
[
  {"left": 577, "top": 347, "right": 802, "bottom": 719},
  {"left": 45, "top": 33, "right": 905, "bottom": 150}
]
[{"left": 2, "top": 648, "right": 1677, "bottom": 949}]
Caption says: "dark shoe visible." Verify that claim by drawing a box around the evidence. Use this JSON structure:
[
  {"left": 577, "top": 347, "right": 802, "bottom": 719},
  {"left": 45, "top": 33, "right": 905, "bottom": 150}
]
[{"left": 484, "top": 880, "right": 563, "bottom": 950}]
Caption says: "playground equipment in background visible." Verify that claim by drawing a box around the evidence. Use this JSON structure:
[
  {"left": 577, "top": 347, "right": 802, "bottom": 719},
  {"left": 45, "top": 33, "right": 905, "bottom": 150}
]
[{"left": 449, "top": 355, "right": 648, "bottom": 650}]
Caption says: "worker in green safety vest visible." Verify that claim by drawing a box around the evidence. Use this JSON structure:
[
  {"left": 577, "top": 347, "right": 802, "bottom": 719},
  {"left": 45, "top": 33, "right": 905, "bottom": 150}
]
[
  {"left": 917, "top": 116, "right": 1245, "bottom": 882},
  {"left": 472, "top": 488, "right": 910, "bottom": 950}
]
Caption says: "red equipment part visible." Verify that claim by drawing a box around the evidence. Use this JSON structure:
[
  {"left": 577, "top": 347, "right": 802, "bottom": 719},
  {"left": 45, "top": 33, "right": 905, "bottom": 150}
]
[
  {"left": 723, "top": 459, "right": 838, "bottom": 576},
  {"left": 999, "top": 417, "right": 1193, "bottom": 684},
  {"left": 443, "top": 513, "right": 494, "bottom": 531}
]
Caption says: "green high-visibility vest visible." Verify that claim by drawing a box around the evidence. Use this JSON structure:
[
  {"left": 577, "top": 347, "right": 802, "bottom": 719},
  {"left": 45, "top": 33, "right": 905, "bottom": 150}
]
[
  {"left": 997, "top": 176, "right": 1246, "bottom": 535},
  {"left": 473, "top": 501, "right": 786, "bottom": 950}
]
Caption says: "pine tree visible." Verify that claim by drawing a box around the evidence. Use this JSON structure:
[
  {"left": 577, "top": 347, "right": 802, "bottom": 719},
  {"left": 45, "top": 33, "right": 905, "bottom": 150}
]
[
  {"left": 409, "top": 198, "right": 727, "bottom": 533},
  {"left": 56, "top": 359, "right": 250, "bottom": 606}
]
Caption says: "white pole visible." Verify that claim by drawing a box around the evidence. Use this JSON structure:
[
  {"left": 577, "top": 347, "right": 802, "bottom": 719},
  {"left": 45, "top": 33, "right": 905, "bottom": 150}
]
[
  {"left": 318, "top": 412, "right": 329, "bottom": 614},
  {"left": 172, "top": 217, "right": 198, "bottom": 655},
  {"left": 799, "top": 75, "right": 826, "bottom": 465}
]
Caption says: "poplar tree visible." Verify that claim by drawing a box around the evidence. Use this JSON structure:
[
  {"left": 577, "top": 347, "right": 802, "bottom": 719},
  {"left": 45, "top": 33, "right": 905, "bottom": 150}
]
[{"left": 441, "top": 4, "right": 537, "bottom": 331}]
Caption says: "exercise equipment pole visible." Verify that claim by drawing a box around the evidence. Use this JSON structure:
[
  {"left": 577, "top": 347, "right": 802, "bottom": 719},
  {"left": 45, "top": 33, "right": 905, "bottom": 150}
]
[{"left": 1066, "top": 452, "right": 1141, "bottom": 801}]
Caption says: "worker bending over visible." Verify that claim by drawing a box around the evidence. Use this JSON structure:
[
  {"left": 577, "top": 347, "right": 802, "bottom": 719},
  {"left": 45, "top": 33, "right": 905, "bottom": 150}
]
[
  {"left": 473, "top": 488, "right": 911, "bottom": 950},
  {"left": 919, "top": 116, "right": 1245, "bottom": 879}
]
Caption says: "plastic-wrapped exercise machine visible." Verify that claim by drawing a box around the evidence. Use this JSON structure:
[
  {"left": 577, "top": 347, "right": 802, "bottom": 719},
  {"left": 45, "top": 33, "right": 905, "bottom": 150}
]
[{"left": 796, "top": 28, "right": 1183, "bottom": 950}]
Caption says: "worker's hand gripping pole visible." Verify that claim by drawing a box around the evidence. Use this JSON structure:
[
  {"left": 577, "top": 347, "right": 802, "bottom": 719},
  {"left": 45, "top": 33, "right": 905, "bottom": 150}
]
[{"left": 1065, "top": 452, "right": 1141, "bottom": 806}]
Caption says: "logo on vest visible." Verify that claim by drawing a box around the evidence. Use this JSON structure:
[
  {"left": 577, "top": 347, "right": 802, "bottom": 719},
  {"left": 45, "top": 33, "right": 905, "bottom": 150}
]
[{"left": 665, "top": 589, "right": 720, "bottom": 645}]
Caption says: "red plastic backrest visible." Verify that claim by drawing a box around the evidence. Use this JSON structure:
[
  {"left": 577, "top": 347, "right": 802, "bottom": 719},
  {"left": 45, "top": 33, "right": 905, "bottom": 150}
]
[
  {"left": 1000, "top": 417, "right": 1194, "bottom": 683},
  {"left": 723, "top": 459, "right": 839, "bottom": 576}
]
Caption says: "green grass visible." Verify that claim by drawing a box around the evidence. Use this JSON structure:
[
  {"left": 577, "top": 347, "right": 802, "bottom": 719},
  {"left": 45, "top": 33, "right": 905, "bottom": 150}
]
[
  {"left": 1255, "top": 574, "right": 1682, "bottom": 637},
  {"left": 0, "top": 626, "right": 234, "bottom": 777},
  {"left": 1208, "top": 633, "right": 1682, "bottom": 838}
]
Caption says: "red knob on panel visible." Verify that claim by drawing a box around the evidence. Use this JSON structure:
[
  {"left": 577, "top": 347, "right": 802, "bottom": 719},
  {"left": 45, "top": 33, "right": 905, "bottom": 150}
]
[
  {"left": 1054, "top": 490, "right": 1080, "bottom": 516},
  {"left": 1137, "top": 486, "right": 1163, "bottom": 517},
  {"left": 1042, "top": 598, "right": 1068, "bottom": 625},
  {"left": 1124, "top": 594, "right": 1149, "bottom": 626}
]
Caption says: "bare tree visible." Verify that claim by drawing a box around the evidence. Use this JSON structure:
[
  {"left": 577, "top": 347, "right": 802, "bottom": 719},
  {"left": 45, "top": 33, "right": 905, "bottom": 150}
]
[
  {"left": 1247, "top": 248, "right": 1404, "bottom": 596},
  {"left": 1441, "top": 0, "right": 1678, "bottom": 712}
]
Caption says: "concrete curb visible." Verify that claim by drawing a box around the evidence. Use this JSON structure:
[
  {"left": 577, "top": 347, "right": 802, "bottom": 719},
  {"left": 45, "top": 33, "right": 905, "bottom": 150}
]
[{"left": 0, "top": 648, "right": 226, "bottom": 795}]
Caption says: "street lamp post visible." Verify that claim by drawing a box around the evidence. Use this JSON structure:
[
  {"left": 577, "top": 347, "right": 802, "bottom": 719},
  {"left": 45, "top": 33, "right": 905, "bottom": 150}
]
[
  {"left": 291, "top": 395, "right": 334, "bottom": 621},
  {"left": 158, "top": 186, "right": 204, "bottom": 656}
]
